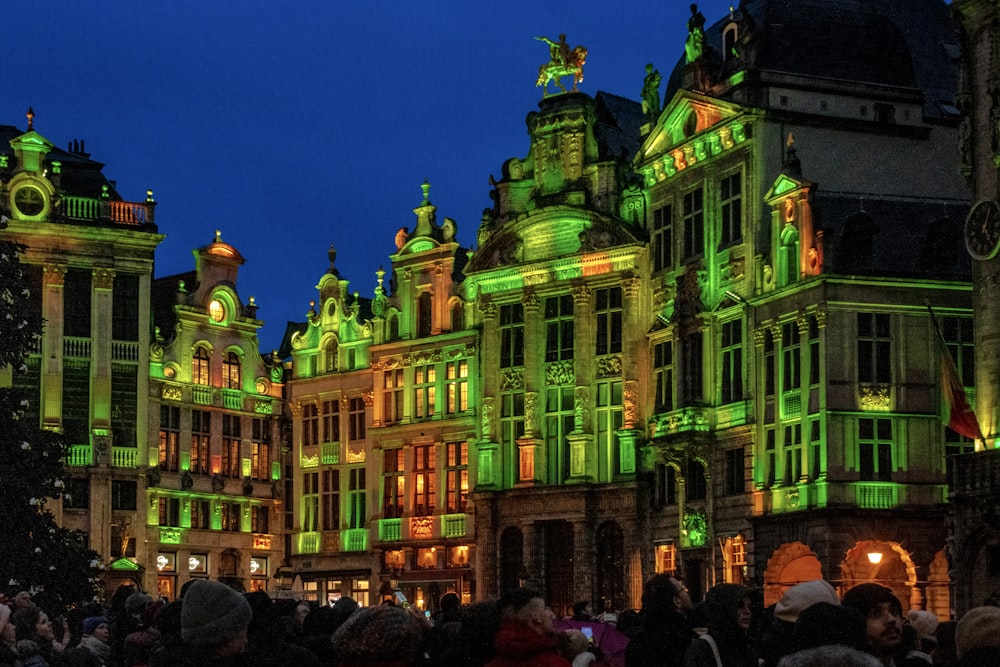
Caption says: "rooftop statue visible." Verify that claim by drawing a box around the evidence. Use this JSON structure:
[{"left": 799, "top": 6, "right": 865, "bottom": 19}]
[
  {"left": 685, "top": 3, "right": 706, "bottom": 64},
  {"left": 535, "top": 34, "right": 587, "bottom": 96}
]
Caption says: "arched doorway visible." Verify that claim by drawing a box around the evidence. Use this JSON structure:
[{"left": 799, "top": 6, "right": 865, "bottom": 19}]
[
  {"left": 762, "top": 542, "right": 823, "bottom": 607},
  {"left": 499, "top": 526, "right": 524, "bottom": 595},
  {"left": 596, "top": 521, "right": 625, "bottom": 613},
  {"left": 840, "top": 540, "right": 916, "bottom": 612}
]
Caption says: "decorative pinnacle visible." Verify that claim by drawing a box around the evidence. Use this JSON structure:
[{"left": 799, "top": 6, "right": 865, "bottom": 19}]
[
  {"left": 421, "top": 179, "right": 431, "bottom": 205},
  {"left": 26, "top": 107, "right": 34, "bottom": 131},
  {"left": 214, "top": 229, "right": 223, "bottom": 243}
]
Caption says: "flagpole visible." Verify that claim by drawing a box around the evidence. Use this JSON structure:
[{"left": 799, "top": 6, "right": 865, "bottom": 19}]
[{"left": 926, "top": 302, "right": 984, "bottom": 445}]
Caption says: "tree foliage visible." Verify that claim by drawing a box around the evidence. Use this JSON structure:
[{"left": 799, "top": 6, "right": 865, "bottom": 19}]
[{"left": 0, "top": 239, "right": 103, "bottom": 613}]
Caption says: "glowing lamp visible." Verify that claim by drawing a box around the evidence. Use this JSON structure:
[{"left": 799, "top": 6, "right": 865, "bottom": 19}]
[{"left": 867, "top": 551, "right": 883, "bottom": 565}]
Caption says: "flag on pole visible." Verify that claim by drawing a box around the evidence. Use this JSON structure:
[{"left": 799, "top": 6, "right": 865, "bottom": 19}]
[{"left": 939, "top": 348, "right": 983, "bottom": 441}]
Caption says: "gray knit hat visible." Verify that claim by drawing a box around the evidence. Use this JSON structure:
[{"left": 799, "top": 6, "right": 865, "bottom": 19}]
[{"left": 180, "top": 580, "right": 252, "bottom": 647}]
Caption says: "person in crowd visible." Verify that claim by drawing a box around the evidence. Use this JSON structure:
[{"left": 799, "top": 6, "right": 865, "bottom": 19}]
[
  {"left": 451, "top": 600, "right": 502, "bottom": 667},
  {"left": 76, "top": 618, "right": 109, "bottom": 666},
  {"left": 954, "top": 605, "right": 1000, "bottom": 664},
  {"left": 12, "top": 596, "right": 33, "bottom": 614},
  {"left": 330, "top": 604, "right": 428, "bottom": 667},
  {"left": 563, "top": 629, "right": 597, "bottom": 667},
  {"left": 683, "top": 584, "right": 756, "bottom": 667},
  {"left": 13, "top": 607, "right": 68, "bottom": 662},
  {"left": 902, "top": 610, "right": 938, "bottom": 666},
  {"left": 841, "top": 583, "right": 904, "bottom": 667},
  {"left": 571, "top": 602, "right": 594, "bottom": 622},
  {"left": 625, "top": 574, "right": 695, "bottom": 666},
  {"left": 758, "top": 580, "right": 841, "bottom": 666},
  {"left": 486, "top": 588, "right": 571, "bottom": 667},
  {"left": 1, "top": 605, "right": 19, "bottom": 667},
  {"left": 291, "top": 601, "right": 311, "bottom": 637},
  {"left": 109, "top": 591, "right": 148, "bottom": 667},
  {"left": 792, "top": 601, "right": 867, "bottom": 655},
  {"left": 615, "top": 609, "right": 641, "bottom": 639},
  {"left": 242, "top": 591, "right": 319, "bottom": 667},
  {"left": 297, "top": 599, "right": 356, "bottom": 664},
  {"left": 122, "top": 600, "right": 162, "bottom": 667},
  {"left": 150, "top": 579, "right": 251, "bottom": 666},
  {"left": 429, "top": 593, "right": 463, "bottom": 664},
  {"left": 13, "top": 640, "right": 47, "bottom": 667},
  {"left": 776, "top": 644, "right": 881, "bottom": 667},
  {"left": 933, "top": 620, "right": 958, "bottom": 667}
]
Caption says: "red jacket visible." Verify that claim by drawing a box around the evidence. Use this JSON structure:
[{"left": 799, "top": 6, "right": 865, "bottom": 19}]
[{"left": 486, "top": 620, "right": 573, "bottom": 667}]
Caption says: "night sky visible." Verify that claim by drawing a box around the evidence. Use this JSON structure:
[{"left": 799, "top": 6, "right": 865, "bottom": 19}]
[{"left": 1, "top": 1, "right": 735, "bottom": 349}]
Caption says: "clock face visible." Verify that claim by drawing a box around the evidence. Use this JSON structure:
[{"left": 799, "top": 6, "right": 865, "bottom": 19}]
[{"left": 965, "top": 199, "right": 1000, "bottom": 260}]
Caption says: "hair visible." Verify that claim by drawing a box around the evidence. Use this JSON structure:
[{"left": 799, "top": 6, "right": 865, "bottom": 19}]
[
  {"left": 330, "top": 605, "right": 427, "bottom": 666},
  {"left": 497, "top": 588, "right": 543, "bottom": 621},
  {"left": 776, "top": 644, "right": 881, "bottom": 667},
  {"left": 641, "top": 574, "right": 681, "bottom": 617},
  {"left": 572, "top": 601, "right": 591, "bottom": 617},
  {"left": 12, "top": 606, "right": 45, "bottom": 642}
]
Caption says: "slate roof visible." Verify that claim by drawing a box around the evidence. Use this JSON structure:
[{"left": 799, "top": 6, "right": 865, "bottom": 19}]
[{"left": 593, "top": 91, "right": 644, "bottom": 162}]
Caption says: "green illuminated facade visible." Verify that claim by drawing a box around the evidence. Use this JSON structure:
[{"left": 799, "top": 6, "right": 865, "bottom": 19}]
[{"left": 0, "top": 114, "right": 163, "bottom": 593}]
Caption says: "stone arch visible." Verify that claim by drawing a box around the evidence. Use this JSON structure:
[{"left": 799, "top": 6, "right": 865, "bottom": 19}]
[
  {"left": 925, "top": 549, "right": 950, "bottom": 619},
  {"left": 762, "top": 541, "right": 823, "bottom": 607},
  {"left": 840, "top": 539, "right": 917, "bottom": 612}
]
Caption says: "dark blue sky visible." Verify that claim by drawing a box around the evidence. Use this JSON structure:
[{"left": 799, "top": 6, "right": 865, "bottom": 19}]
[{"left": 1, "top": 1, "right": 734, "bottom": 349}]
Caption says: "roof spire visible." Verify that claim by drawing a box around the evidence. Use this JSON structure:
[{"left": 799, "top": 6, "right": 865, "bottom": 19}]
[{"left": 26, "top": 107, "right": 34, "bottom": 131}]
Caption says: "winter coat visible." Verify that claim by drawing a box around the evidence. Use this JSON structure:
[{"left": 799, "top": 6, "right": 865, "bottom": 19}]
[{"left": 485, "top": 620, "right": 572, "bottom": 667}]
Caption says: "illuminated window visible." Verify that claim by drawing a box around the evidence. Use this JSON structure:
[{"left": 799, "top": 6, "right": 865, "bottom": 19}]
[
  {"left": 188, "top": 553, "right": 207, "bottom": 574},
  {"left": 221, "top": 414, "right": 241, "bottom": 478},
  {"left": 724, "top": 535, "right": 746, "bottom": 584},
  {"left": 445, "top": 360, "right": 468, "bottom": 414},
  {"left": 159, "top": 405, "right": 180, "bottom": 472},
  {"left": 324, "top": 339, "right": 338, "bottom": 373},
  {"left": 682, "top": 188, "right": 704, "bottom": 258},
  {"left": 651, "top": 204, "right": 672, "bottom": 272},
  {"left": 159, "top": 497, "right": 181, "bottom": 527},
  {"left": 499, "top": 304, "right": 524, "bottom": 368},
  {"left": 501, "top": 390, "right": 525, "bottom": 482},
  {"left": 719, "top": 172, "right": 742, "bottom": 246},
  {"left": 221, "top": 502, "right": 242, "bottom": 532},
  {"left": 192, "top": 500, "right": 211, "bottom": 530},
  {"left": 251, "top": 418, "right": 271, "bottom": 481},
  {"left": 302, "top": 403, "right": 319, "bottom": 447},
  {"left": 347, "top": 468, "right": 366, "bottom": 530},
  {"left": 943, "top": 316, "right": 975, "bottom": 387},
  {"left": 322, "top": 399, "right": 340, "bottom": 443},
  {"left": 859, "top": 418, "right": 893, "bottom": 482},
  {"left": 596, "top": 380, "right": 623, "bottom": 473},
  {"left": 348, "top": 397, "right": 366, "bottom": 441},
  {"left": 653, "top": 340, "right": 674, "bottom": 413},
  {"left": 302, "top": 472, "right": 319, "bottom": 532},
  {"left": 193, "top": 347, "right": 210, "bottom": 386},
  {"left": 191, "top": 410, "right": 211, "bottom": 474},
  {"left": 783, "top": 422, "right": 803, "bottom": 486},
  {"left": 681, "top": 332, "right": 703, "bottom": 405},
  {"left": 251, "top": 506, "right": 269, "bottom": 534},
  {"left": 782, "top": 320, "right": 802, "bottom": 396},
  {"left": 209, "top": 299, "right": 225, "bottom": 322},
  {"left": 655, "top": 542, "right": 676, "bottom": 574},
  {"left": 413, "top": 445, "right": 436, "bottom": 516},
  {"left": 383, "top": 369, "right": 404, "bottom": 424},
  {"left": 545, "top": 386, "right": 575, "bottom": 483},
  {"left": 857, "top": 313, "right": 891, "bottom": 384},
  {"left": 13, "top": 185, "right": 45, "bottom": 216},
  {"left": 382, "top": 449, "right": 405, "bottom": 519},
  {"left": 445, "top": 442, "right": 468, "bottom": 513},
  {"left": 414, "top": 364, "right": 436, "bottom": 418},
  {"left": 417, "top": 547, "right": 437, "bottom": 569},
  {"left": 322, "top": 469, "right": 340, "bottom": 531},
  {"left": 595, "top": 287, "right": 623, "bottom": 355},
  {"left": 545, "top": 295, "right": 574, "bottom": 362},
  {"left": 223, "top": 351, "right": 241, "bottom": 390},
  {"left": 721, "top": 320, "right": 743, "bottom": 404}
]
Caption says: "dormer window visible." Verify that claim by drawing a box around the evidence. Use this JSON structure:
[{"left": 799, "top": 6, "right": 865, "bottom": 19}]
[
  {"left": 13, "top": 185, "right": 45, "bottom": 217},
  {"left": 208, "top": 299, "right": 225, "bottom": 322},
  {"left": 193, "top": 347, "right": 210, "bottom": 385},
  {"left": 723, "top": 22, "right": 739, "bottom": 61}
]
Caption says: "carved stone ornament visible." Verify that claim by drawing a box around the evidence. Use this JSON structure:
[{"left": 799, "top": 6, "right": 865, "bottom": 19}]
[
  {"left": 524, "top": 391, "right": 539, "bottom": 433},
  {"left": 481, "top": 396, "right": 496, "bottom": 440},
  {"left": 501, "top": 368, "right": 525, "bottom": 392},
  {"left": 859, "top": 384, "right": 891, "bottom": 411},
  {"left": 596, "top": 356, "right": 622, "bottom": 379},
  {"left": 546, "top": 360, "right": 574, "bottom": 386}
]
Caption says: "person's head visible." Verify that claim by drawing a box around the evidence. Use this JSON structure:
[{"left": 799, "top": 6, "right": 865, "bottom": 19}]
[
  {"left": 572, "top": 601, "right": 592, "bottom": 618},
  {"left": 704, "top": 584, "right": 753, "bottom": 636},
  {"left": 955, "top": 605, "right": 1000, "bottom": 658},
  {"left": 14, "top": 606, "right": 53, "bottom": 641},
  {"left": 180, "top": 580, "right": 252, "bottom": 656},
  {"left": 564, "top": 629, "right": 589, "bottom": 657},
  {"left": 497, "top": 588, "right": 553, "bottom": 634},
  {"left": 13, "top": 592, "right": 33, "bottom": 611},
  {"left": 641, "top": 574, "right": 692, "bottom": 617},
  {"left": 775, "top": 644, "right": 881, "bottom": 667},
  {"left": 125, "top": 593, "right": 153, "bottom": 619},
  {"left": 82, "top": 616, "right": 109, "bottom": 643},
  {"left": 774, "top": 580, "right": 840, "bottom": 624},
  {"left": 906, "top": 609, "right": 938, "bottom": 654},
  {"left": 841, "top": 584, "right": 903, "bottom": 660},
  {"left": 294, "top": 600, "right": 311, "bottom": 629},
  {"left": 330, "top": 604, "right": 426, "bottom": 667}
]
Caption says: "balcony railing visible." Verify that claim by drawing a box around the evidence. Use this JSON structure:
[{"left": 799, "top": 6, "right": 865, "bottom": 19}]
[
  {"left": 341, "top": 528, "right": 368, "bottom": 552},
  {"left": 855, "top": 483, "right": 898, "bottom": 509},
  {"left": 64, "top": 337, "right": 91, "bottom": 358},
  {"left": 297, "top": 532, "right": 320, "bottom": 555},
  {"left": 221, "top": 389, "right": 243, "bottom": 410},
  {"left": 112, "top": 447, "right": 138, "bottom": 468},
  {"left": 951, "top": 448, "right": 1000, "bottom": 496},
  {"left": 192, "top": 386, "right": 213, "bottom": 405},
  {"left": 63, "top": 196, "right": 154, "bottom": 226},
  {"left": 379, "top": 518, "right": 402, "bottom": 541},
  {"left": 67, "top": 444, "right": 93, "bottom": 467},
  {"left": 442, "top": 514, "right": 467, "bottom": 538},
  {"left": 649, "top": 405, "right": 712, "bottom": 438},
  {"left": 111, "top": 341, "right": 140, "bottom": 362},
  {"left": 321, "top": 443, "right": 339, "bottom": 465}
]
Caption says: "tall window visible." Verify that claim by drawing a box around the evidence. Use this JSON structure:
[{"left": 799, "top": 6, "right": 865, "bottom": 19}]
[
  {"left": 451, "top": 301, "right": 464, "bottom": 331},
  {"left": 545, "top": 386, "right": 575, "bottom": 483},
  {"left": 251, "top": 506, "right": 269, "bottom": 534},
  {"left": 501, "top": 390, "right": 525, "bottom": 479},
  {"left": 223, "top": 351, "right": 241, "bottom": 389},
  {"left": 383, "top": 369, "right": 404, "bottom": 424},
  {"left": 418, "top": 292, "right": 433, "bottom": 338},
  {"left": 808, "top": 316, "right": 821, "bottom": 386},
  {"left": 302, "top": 472, "right": 319, "bottom": 532},
  {"left": 192, "top": 500, "right": 211, "bottom": 529},
  {"left": 159, "top": 405, "right": 180, "bottom": 472},
  {"left": 63, "top": 268, "right": 92, "bottom": 338},
  {"left": 808, "top": 417, "right": 822, "bottom": 481},
  {"left": 686, "top": 459, "right": 707, "bottom": 500},
  {"left": 652, "top": 204, "right": 672, "bottom": 272},
  {"left": 445, "top": 360, "right": 468, "bottom": 414},
  {"left": 111, "top": 480, "right": 137, "bottom": 510},
  {"left": 251, "top": 418, "right": 271, "bottom": 480},
  {"left": 382, "top": 449, "right": 405, "bottom": 519},
  {"left": 446, "top": 442, "right": 468, "bottom": 512},
  {"left": 414, "top": 364, "right": 436, "bottom": 418},
  {"left": 653, "top": 341, "right": 674, "bottom": 412},
  {"left": 545, "top": 295, "right": 574, "bottom": 361},
  {"left": 596, "top": 380, "right": 623, "bottom": 473},
  {"left": 764, "top": 427, "right": 776, "bottom": 487},
  {"left": 322, "top": 469, "right": 340, "bottom": 531},
  {"left": 159, "top": 497, "right": 181, "bottom": 527},
  {"left": 348, "top": 398, "right": 366, "bottom": 441},
  {"left": 112, "top": 273, "right": 140, "bottom": 341},
  {"left": 191, "top": 410, "right": 211, "bottom": 474},
  {"left": 719, "top": 172, "right": 742, "bottom": 246},
  {"left": 222, "top": 414, "right": 241, "bottom": 478},
  {"left": 221, "top": 502, "right": 241, "bottom": 532},
  {"left": 782, "top": 320, "right": 801, "bottom": 392},
  {"left": 681, "top": 332, "right": 703, "bottom": 405},
  {"left": 945, "top": 428, "right": 975, "bottom": 480},
  {"left": 783, "top": 422, "right": 803, "bottom": 486},
  {"left": 500, "top": 304, "right": 524, "bottom": 368},
  {"left": 943, "top": 316, "right": 975, "bottom": 387},
  {"left": 112, "top": 364, "right": 138, "bottom": 448},
  {"left": 347, "top": 468, "right": 366, "bottom": 530},
  {"left": 193, "top": 347, "right": 210, "bottom": 386},
  {"left": 324, "top": 339, "right": 338, "bottom": 373},
  {"left": 764, "top": 329, "right": 776, "bottom": 397},
  {"left": 413, "top": 444, "right": 436, "bottom": 516},
  {"left": 302, "top": 403, "right": 319, "bottom": 447},
  {"left": 322, "top": 399, "right": 340, "bottom": 443},
  {"left": 859, "top": 418, "right": 893, "bottom": 481},
  {"left": 595, "top": 286, "right": 623, "bottom": 355},
  {"left": 682, "top": 188, "right": 704, "bottom": 258},
  {"left": 723, "top": 448, "right": 743, "bottom": 495},
  {"left": 653, "top": 463, "right": 677, "bottom": 507},
  {"left": 857, "top": 313, "right": 891, "bottom": 384},
  {"left": 721, "top": 320, "right": 743, "bottom": 404}
]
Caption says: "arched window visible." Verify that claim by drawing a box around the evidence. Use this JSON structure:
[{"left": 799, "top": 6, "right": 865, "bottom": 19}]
[
  {"left": 223, "top": 351, "right": 241, "bottom": 389},
  {"left": 723, "top": 24, "right": 738, "bottom": 61},
  {"left": 325, "top": 339, "right": 338, "bottom": 373},
  {"left": 193, "top": 347, "right": 210, "bottom": 385},
  {"left": 451, "top": 301, "right": 464, "bottom": 331},
  {"left": 779, "top": 225, "right": 800, "bottom": 287},
  {"left": 418, "top": 292, "right": 432, "bottom": 338}
]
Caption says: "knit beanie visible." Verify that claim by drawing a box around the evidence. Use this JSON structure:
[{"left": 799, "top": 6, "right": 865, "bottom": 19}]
[
  {"left": 841, "top": 583, "right": 902, "bottom": 618},
  {"left": 180, "top": 580, "right": 252, "bottom": 648},
  {"left": 907, "top": 610, "right": 939, "bottom": 643},
  {"left": 125, "top": 593, "right": 153, "bottom": 617},
  {"left": 956, "top": 606, "right": 1000, "bottom": 658},
  {"left": 774, "top": 580, "right": 840, "bottom": 623},
  {"left": 330, "top": 604, "right": 425, "bottom": 665},
  {"left": 82, "top": 616, "right": 108, "bottom": 636}
]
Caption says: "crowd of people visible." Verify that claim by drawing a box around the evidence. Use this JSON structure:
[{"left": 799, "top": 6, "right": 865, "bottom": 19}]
[{"left": 1, "top": 577, "right": 1000, "bottom": 666}]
